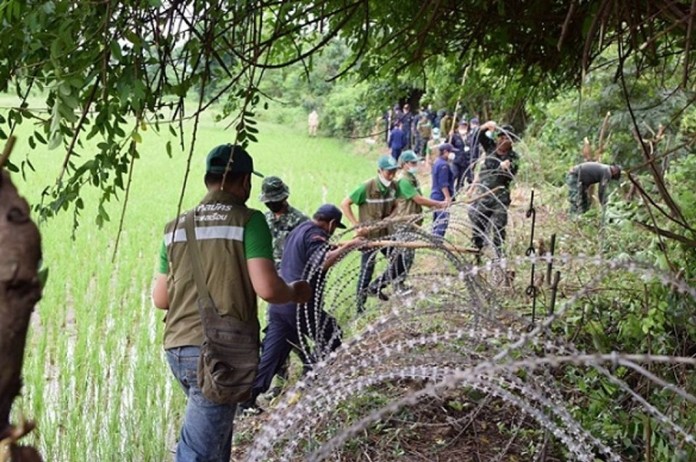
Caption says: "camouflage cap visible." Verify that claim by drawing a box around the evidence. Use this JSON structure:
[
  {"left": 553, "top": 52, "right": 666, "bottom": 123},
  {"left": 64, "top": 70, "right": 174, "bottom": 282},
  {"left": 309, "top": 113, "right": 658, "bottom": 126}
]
[{"left": 259, "top": 176, "right": 290, "bottom": 203}]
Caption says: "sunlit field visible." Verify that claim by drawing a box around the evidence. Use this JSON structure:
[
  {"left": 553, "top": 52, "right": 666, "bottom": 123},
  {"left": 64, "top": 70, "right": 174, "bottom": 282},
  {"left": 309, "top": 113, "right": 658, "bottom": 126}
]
[{"left": 8, "top": 104, "right": 380, "bottom": 461}]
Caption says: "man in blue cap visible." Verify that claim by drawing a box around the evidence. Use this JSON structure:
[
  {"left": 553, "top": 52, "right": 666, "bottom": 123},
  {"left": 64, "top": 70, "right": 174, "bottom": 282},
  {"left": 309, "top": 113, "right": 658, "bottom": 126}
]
[
  {"left": 241, "top": 204, "right": 363, "bottom": 411},
  {"left": 430, "top": 143, "right": 455, "bottom": 239},
  {"left": 152, "top": 144, "right": 311, "bottom": 461},
  {"left": 341, "top": 155, "right": 399, "bottom": 312}
]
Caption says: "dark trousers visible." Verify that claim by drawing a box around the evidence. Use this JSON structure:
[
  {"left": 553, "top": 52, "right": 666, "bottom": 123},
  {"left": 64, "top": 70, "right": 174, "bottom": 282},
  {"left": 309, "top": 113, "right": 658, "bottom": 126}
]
[
  {"left": 432, "top": 210, "right": 450, "bottom": 239},
  {"left": 251, "top": 307, "right": 341, "bottom": 400},
  {"left": 451, "top": 163, "right": 468, "bottom": 192},
  {"left": 356, "top": 247, "right": 408, "bottom": 312},
  {"left": 469, "top": 199, "right": 509, "bottom": 257}
]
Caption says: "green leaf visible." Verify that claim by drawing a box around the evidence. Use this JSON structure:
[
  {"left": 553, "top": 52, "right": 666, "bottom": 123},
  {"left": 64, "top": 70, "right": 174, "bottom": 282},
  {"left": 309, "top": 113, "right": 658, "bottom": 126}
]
[
  {"left": 37, "top": 266, "right": 49, "bottom": 289},
  {"left": 110, "top": 40, "right": 122, "bottom": 60},
  {"left": 47, "top": 133, "right": 62, "bottom": 150}
]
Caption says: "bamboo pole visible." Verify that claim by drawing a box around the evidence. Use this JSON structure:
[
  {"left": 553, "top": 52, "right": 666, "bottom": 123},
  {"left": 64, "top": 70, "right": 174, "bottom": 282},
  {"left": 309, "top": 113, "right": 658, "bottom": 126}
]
[
  {"left": 448, "top": 66, "right": 470, "bottom": 143},
  {"left": 366, "top": 239, "right": 480, "bottom": 254}
]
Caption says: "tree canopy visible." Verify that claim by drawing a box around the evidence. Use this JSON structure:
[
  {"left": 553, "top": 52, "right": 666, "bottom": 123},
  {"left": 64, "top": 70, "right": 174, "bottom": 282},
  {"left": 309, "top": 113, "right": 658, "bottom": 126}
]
[{"left": 0, "top": 0, "right": 694, "bottom": 224}]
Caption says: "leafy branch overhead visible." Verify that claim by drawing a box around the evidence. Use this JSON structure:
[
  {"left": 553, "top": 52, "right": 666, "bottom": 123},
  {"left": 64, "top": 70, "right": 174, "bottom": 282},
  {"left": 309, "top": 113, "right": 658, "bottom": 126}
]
[{"left": 0, "top": 0, "right": 694, "bottom": 226}]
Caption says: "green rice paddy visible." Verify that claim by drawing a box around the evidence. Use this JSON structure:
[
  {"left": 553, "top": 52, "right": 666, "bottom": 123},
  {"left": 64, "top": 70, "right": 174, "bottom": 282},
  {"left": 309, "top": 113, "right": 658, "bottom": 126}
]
[{"left": 9, "top": 107, "right": 380, "bottom": 461}]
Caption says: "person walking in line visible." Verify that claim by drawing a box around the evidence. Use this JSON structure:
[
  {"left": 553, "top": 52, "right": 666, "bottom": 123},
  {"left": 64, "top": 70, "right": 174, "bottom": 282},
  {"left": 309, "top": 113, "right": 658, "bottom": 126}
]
[
  {"left": 416, "top": 114, "right": 433, "bottom": 158},
  {"left": 464, "top": 117, "right": 483, "bottom": 185},
  {"left": 400, "top": 103, "right": 414, "bottom": 149},
  {"left": 440, "top": 111, "right": 454, "bottom": 140},
  {"left": 258, "top": 175, "right": 308, "bottom": 395},
  {"left": 388, "top": 120, "right": 407, "bottom": 162},
  {"left": 468, "top": 122, "right": 520, "bottom": 257},
  {"left": 389, "top": 150, "right": 447, "bottom": 290},
  {"left": 308, "top": 109, "right": 319, "bottom": 136},
  {"left": 566, "top": 162, "right": 622, "bottom": 215},
  {"left": 430, "top": 143, "right": 455, "bottom": 239},
  {"left": 151, "top": 144, "right": 311, "bottom": 462},
  {"left": 240, "top": 204, "right": 363, "bottom": 412},
  {"left": 341, "top": 155, "right": 399, "bottom": 312},
  {"left": 451, "top": 120, "right": 470, "bottom": 192},
  {"left": 259, "top": 176, "right": 308, "bottom": 269}
]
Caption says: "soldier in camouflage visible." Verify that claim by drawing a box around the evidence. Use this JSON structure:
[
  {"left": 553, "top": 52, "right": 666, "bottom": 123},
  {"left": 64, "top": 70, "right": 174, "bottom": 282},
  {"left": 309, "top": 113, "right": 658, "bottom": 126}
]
[
  {"left": 259, "top": 176, "right": 309, "bottom": 269},
  {"left": 566, "top": 162, "right": 621, "bottom": 215},
  {"left": 468, "top": 121, "right": 519, "bottom": 257}
]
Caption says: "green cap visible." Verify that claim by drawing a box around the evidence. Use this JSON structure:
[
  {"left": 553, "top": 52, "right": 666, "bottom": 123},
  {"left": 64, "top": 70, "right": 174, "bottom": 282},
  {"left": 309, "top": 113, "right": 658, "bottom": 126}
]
[
  {"left": 398, "top": 150, "right": 420, "bottom": 165},
  {"left": 206, "top": 144, "right": 263, "bottom": 177},
  {"left": 259, "top": 176, "right": 290, "bottom": 203},
  {"left": 377, "top": 155, "right": 398, "bottom": 171}
]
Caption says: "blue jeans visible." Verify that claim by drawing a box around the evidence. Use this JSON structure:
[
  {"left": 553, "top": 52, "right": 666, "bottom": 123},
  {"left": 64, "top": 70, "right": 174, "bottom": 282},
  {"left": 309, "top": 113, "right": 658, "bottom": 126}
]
[{"left": 166, "top": 346, "right": 237, "bottom": 462}]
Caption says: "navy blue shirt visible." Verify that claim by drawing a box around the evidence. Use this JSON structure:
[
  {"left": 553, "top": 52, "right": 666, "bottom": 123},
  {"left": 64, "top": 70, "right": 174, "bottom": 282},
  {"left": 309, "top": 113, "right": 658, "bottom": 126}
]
[
  {"left": 268, "top": 220, "right": 329, "bottom": 314},
  {"left": 388, "top": 127, "right": 407, "bottom": 150},
  {"left": 430, "top": 157, "right": 453, "bottom": 201}
]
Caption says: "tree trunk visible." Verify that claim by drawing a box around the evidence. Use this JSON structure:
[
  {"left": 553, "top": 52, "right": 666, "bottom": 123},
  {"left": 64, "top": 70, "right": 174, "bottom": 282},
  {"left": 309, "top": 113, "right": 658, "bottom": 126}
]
[{"left": 0, "top": 168, "right": 43, "bottom": 462}]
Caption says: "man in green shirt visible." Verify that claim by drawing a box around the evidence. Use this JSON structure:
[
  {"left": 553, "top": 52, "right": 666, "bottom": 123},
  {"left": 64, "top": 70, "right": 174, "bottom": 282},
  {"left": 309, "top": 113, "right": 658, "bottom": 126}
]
[
  {"left": 391, "top": 150, "right": 447, "bottom": 289},
  {"left": 151, "top": 144, "right": 311, "bottom": 462},
  {"left": 341, "top": 155, "right": 399, "bottom": 312}
]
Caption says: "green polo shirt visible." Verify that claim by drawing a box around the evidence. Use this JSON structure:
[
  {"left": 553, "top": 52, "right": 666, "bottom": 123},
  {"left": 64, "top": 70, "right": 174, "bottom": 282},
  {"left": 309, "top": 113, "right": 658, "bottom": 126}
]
[
  {"left": 396, "top": 175, "right": 419, "bottom": 200},
  {"left": 394, "top": 172, "right": 424, "bottom": 226}
]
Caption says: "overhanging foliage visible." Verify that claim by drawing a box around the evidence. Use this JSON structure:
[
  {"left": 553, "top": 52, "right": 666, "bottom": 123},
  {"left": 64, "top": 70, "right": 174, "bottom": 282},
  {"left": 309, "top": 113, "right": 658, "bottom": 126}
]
[{"left": 0, "top": 0, "right": 694, "bottom": 227}]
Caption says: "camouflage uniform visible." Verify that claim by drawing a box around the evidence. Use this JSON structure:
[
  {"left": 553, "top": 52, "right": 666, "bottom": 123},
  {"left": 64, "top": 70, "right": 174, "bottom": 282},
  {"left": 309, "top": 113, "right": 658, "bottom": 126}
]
[
  {"left": 468, "top": 127, "right": 519, "bottom": 256},
  {"left": 259, "top": 176, "right": 309, "bottom": 268},
  {"left": 265, "top": 206, "right": 309, "bottom": 267},
  {"left": 566, "top": 171, "right": 586, "bottom": 215},
  {"left": 566, "top": 162, "right": 618, "bottom": 215}
]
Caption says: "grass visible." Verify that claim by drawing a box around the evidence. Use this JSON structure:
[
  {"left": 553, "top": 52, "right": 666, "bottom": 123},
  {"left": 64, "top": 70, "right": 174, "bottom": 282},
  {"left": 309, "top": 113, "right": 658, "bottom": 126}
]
[{"left": 7, "top": 103, "right": 384, "bottom": 461}]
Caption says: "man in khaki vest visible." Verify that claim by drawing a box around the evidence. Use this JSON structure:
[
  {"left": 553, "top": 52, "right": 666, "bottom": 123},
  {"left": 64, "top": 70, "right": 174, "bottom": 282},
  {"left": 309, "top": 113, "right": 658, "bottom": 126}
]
[
  {"left": 341, "top": 155, "right": 399, "bottom": 313},
  {"left": 390, "top": 150, "right": 446, "bottom": 291},
  {"left": 151, "top": 144, "right": 310, "bottom": 462}
]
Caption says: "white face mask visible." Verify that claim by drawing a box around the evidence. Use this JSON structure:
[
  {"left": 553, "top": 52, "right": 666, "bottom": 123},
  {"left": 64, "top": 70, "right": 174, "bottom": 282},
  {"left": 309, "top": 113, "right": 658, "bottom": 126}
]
[
  {"left": 447, "top": 152, "right": 456, "bottom": 162},
  {"left": 408, "top": 167, "right": 418, "bottom": 175},
  {"left": 378, "top": 174, "right": 393, "bottom": 187}
]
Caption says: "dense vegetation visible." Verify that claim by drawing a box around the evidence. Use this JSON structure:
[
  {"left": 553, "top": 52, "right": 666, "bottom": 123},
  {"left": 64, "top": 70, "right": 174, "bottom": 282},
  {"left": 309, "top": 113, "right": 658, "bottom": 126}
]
[{"left": 0, "top": 1, "right": 694, "bottom": 460}]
